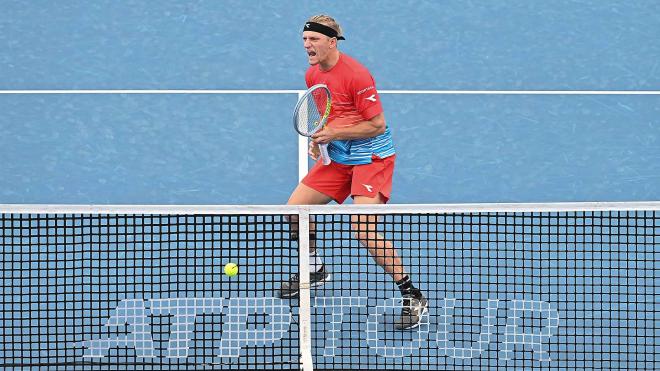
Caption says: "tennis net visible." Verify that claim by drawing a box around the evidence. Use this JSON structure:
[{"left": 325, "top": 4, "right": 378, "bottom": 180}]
[{"left": 0, "top": 202, "right": 658, "bottom": 370}]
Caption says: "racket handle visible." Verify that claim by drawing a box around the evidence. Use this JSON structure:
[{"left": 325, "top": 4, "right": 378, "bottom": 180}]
[{"left": 319, "top": 143, "right": 331, "bottom": 165}]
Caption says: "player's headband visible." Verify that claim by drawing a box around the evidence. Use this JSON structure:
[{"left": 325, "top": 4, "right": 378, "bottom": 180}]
[{"left": 303, "top": 22, "right": 345, "bottom": 40}]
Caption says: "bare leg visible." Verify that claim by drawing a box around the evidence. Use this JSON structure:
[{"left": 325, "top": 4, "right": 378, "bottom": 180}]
[
  {"left": 352, "top": 194, "right": 427, "bottom": 330},
  {"left": 277, "top": 183, "right": 333, "bottom": 299},
  {"left": 352, "top": 194, "right": 406, "bottom": 282},
  {"left": 286, "top": 182, "right": 333, "bottom": 252}
]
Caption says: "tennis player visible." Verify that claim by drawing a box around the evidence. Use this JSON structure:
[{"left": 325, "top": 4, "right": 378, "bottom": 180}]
[{"left": 278, "top": 15, "right": 428, "bottom": 330}]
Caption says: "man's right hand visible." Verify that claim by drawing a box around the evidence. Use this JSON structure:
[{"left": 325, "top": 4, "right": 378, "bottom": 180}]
[{"left": 308, "top": 141, "right": 320, "bottom": 160}]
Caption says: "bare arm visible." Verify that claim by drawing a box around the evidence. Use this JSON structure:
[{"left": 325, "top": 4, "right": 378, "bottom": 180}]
[{"left": 311, "top": 113, "right": 386, "bottom": 144}]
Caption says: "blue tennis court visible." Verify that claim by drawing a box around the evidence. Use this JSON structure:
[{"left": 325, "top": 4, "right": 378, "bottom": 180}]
[{"left": 1, "top": 0, "right": 658, "bottom": 204}]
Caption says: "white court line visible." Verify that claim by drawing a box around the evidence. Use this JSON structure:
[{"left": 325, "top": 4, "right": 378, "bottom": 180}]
[
  {"left": 381, "top": 90, "right": 660, "bottom": 95},
  {"left": 0, "top": 90, "right": 302, "bottom": 94},
  {"left": 0, "top": 89, "right": 659, "bottom": 95}
]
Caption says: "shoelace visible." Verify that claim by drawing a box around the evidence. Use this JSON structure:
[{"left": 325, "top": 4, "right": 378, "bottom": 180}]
[{"left": 401, "top": 297, "right": 416, "bottom": 316}]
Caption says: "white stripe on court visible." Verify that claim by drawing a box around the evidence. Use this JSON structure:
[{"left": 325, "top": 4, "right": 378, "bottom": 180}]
[
  {"left": 0, "top": 89, "right": 660, "bottom": 95},
  {"left": 381, "top": 90, "right": 660, "bottom": 95},
  {"left": 0, "top": 90, "right": 302, "bottom": 94}
]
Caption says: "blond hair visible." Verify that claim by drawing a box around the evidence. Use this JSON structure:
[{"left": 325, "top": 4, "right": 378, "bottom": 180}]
[{"left": 307, "top": 14, "right": 343, "bottom": 39}]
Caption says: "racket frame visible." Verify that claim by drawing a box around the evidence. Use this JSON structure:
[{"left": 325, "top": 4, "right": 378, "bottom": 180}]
[{"left": 293, "top": 84, "right": 332, "bottom": 165}]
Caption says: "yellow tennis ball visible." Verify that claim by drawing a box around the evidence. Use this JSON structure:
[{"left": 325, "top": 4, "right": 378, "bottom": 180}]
[{"left": 224, "top": 263, "right": 238, "bottom": 277}]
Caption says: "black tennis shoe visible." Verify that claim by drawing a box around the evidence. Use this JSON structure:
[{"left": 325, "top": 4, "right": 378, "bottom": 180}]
[
  {"left": 394, "top": 294, "right": 429, "bottom": 330},
  {"left": 277, "top": 266, "right": 331, "bottom": 299}
]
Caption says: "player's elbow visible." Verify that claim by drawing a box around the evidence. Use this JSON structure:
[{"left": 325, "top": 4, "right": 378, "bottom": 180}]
[{"left": 370, "top": 114, "right": 386, "bottom": 136}]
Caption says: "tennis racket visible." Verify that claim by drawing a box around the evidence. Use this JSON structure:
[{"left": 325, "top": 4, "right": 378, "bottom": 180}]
[{"left": 293, "top": 84, "right": 332, "bottom": 165}]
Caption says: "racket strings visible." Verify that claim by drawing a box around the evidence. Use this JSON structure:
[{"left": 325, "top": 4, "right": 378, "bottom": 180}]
[{"left": 296, "top": 90, "right": 329, "bottom": 136}]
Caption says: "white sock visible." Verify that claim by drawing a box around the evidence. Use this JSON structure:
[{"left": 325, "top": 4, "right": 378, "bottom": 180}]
[{"left": 309, "top": 251, "right": 324, "bottom": 272}]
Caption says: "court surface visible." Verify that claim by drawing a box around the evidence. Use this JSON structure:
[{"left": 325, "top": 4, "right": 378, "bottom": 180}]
[
  {"left": 1, "top": 0, "right": 658, "bottom": 204},
  {"left": 0, "top": 2, "right": 658, "bottom": 370}
]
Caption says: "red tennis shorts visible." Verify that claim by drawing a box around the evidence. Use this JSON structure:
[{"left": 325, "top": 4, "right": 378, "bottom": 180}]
[{"left": 302, "top": 155, "right": 396, "bottom": 204}]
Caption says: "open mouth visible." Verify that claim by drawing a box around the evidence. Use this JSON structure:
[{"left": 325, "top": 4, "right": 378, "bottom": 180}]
[{"left": 307, "top": 51, "right": 317, "bottom": 57}]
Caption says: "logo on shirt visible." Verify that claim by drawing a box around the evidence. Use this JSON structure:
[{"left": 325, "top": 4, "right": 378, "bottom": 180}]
[
  {"left": 362, "top": 184, "right": 374, "bottom": 193},
  {"left": 357, "top": 86, "right": 374, "bottom": 95},
  {"left": 365, "top": 94, "right": 377, "bottom": 102}
]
